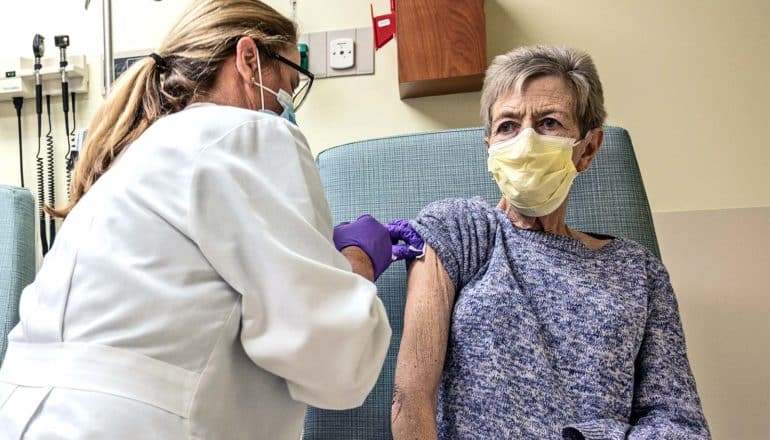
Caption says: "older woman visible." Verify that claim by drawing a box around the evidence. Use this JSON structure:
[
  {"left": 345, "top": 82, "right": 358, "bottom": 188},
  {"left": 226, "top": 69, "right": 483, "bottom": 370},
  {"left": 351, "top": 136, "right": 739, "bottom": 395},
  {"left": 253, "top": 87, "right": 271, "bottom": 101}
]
[{"left": 391, "top": 45, "right": 710, "bottom": 439}]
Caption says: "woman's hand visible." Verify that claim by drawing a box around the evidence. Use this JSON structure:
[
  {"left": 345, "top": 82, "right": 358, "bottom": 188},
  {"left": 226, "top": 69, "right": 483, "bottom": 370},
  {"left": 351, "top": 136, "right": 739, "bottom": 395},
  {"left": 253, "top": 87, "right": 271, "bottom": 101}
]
[
  {"left": 333, "top": 215, "right": 393, "bottom": 281},
  {"left": 333, "top": 215, "right": 425, "bottom": 281},
  {"left": 387, "top": 219, "right": 425, "bottom": 261}
]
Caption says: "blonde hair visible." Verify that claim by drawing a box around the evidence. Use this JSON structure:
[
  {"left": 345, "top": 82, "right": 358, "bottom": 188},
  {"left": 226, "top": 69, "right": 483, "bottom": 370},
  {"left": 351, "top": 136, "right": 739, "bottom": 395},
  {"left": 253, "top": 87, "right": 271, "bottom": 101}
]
[
  {"left": 49, "top": 0, "right": 297, "bottom": 217},
  {"left": 481, "top": 45, "right": 606, "bottom": 137}
]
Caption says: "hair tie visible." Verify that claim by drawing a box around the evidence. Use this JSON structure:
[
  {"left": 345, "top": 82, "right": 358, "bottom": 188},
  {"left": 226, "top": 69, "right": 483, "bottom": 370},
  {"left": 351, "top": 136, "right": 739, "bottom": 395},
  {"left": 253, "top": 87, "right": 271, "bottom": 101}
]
[{"left": 149, "top": 53, "right": 168, "bottom": 73}]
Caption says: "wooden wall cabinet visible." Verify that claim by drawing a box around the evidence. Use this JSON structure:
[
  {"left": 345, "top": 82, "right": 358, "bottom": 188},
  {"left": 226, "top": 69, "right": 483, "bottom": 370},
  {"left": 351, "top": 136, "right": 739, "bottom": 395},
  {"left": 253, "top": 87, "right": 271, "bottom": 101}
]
[{"left": 396, "top": 0, "right": 487, "bottom": 99}]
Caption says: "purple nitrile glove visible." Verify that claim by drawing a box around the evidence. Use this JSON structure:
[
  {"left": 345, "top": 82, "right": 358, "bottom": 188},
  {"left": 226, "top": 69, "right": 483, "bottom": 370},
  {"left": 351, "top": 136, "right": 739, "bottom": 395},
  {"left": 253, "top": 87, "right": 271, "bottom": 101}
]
[
  {"left": 386, "top": 219, "right": 425, "bottom": 261},
  {"left": 333, "top": 214, "right": 392, "bottom": 280}
]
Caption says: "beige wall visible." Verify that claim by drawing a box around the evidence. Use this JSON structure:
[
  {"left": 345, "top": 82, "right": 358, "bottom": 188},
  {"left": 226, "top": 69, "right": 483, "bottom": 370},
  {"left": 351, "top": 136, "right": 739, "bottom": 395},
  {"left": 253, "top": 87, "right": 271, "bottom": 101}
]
[
  {"left": 0, "top": 1, "right": 767, "bottom": 438},
  {"left": 1, "top": 0, "right": 768, "bottom": 212},
  {"left": 654, "top": 207, "right": 770, "bottom": 440}
]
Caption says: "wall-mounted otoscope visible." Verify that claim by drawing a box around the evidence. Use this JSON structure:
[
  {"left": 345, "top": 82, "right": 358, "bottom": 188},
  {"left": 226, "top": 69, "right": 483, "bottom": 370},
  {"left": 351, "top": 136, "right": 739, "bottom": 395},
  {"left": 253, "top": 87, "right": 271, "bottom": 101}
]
[
  {"left": 56, "top": 36, "right": 70, "bottom": 114},
  {"left": 33, "top": 34, "right": 50, "bottom": 255},
  {"left": 33, "top": 34, "right": 44, "bottom": 129},
  {"left": 56, "top": 35, "right": 74, "bottom": 197}
]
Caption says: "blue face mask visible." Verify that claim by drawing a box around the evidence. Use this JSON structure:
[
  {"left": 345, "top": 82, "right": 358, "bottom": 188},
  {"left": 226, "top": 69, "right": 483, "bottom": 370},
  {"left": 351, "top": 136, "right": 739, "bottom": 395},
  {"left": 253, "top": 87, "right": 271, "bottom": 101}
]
[
  {"left": 253, "top": 49, "right": 297, "bottom": 126},
  {"left": 274, "top": 88, "right": 297, "bottom": 125},
  {"left": 254, "top": 86, "right": 297, "bottom": 125}
]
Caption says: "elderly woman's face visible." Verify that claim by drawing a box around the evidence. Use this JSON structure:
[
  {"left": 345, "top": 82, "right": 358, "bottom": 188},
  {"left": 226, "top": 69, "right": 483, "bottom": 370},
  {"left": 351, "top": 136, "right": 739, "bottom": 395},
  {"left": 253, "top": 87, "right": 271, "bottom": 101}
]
[{"left": 488, "top": 75, "right": 581, "bottom": 145}]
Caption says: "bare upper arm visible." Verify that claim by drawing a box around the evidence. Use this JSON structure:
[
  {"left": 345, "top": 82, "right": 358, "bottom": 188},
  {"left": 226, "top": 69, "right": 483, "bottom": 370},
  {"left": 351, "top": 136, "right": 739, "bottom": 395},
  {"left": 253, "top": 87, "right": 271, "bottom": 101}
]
[{"left": 394, "top": 244, "right": 455, "bottom": 405}]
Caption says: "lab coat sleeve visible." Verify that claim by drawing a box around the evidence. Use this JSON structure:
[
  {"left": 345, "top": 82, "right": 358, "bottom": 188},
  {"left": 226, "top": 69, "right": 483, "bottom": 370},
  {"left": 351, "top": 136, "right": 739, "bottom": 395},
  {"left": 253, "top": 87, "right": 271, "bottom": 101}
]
[{"left": 187, "top": 117, "right": 391, "bottom": 410}]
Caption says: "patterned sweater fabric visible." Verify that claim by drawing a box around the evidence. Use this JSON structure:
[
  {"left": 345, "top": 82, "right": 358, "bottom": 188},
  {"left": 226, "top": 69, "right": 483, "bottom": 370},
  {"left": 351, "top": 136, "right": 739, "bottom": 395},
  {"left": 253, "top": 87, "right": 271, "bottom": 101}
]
[{"left": 411, "top": 197, "right": 710, "bottom": 439}]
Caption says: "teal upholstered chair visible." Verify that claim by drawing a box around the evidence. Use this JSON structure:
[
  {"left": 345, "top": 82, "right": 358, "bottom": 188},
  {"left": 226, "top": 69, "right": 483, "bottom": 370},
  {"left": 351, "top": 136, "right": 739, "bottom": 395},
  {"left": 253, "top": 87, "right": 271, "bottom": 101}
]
[
  {"left": 303, "top": 126, "right": 660, "bottom": 439},
  {"left": 0, "top": 186, "right": 36, "bottom": 363}
]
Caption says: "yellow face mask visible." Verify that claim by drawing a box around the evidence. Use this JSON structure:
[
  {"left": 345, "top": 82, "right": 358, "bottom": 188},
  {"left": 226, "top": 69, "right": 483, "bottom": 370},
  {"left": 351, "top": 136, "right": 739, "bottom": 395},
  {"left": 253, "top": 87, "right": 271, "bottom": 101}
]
[{"left": 487, "top": 128, "right": 583, "bottom": 217}]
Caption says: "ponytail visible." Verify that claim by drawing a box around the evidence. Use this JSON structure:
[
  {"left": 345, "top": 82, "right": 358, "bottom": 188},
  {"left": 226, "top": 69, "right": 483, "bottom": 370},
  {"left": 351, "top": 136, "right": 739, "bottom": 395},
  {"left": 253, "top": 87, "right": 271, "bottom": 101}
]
[{"left": 48, "top": 0, "right": 297, "bottom": 218}]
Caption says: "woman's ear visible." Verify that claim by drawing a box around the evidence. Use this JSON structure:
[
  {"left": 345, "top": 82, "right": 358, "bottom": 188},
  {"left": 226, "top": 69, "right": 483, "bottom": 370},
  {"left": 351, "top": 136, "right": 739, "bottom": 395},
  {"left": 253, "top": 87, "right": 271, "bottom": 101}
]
[
  {"left": 575, "top": 127, "right": 604, "bottom": 172},
  {"left": 234, "top": 37, "right": 259, "bottom": 85}
]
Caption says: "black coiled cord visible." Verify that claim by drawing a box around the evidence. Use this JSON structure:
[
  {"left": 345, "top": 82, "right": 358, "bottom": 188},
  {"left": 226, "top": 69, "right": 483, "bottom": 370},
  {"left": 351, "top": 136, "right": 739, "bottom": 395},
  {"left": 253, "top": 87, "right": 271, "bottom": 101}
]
[
  {"left": 45, "top": 95, "right": 56, "bottom": 246},
  {"left": 36, "top": 105, "right": 49, "bottom": 255},
  {"left": 64, "top": 93, "right": 73, "bottom": 198},
  {"left": 67, "top": 93, "right": 80, "bottom": 198}
]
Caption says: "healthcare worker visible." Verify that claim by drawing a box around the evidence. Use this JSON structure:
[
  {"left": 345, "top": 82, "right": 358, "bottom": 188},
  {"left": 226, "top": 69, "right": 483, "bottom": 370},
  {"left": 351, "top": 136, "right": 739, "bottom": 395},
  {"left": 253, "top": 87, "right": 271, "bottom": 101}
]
[{"left": 0, "top": 1, "right": 423, "bottom": 438}]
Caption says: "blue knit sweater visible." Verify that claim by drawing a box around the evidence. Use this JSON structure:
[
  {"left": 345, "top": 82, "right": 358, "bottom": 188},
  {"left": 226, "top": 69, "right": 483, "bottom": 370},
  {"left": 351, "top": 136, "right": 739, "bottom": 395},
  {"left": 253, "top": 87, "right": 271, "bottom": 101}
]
[{"left": 411, "top": 197, "right": 710, "bottom": 439}]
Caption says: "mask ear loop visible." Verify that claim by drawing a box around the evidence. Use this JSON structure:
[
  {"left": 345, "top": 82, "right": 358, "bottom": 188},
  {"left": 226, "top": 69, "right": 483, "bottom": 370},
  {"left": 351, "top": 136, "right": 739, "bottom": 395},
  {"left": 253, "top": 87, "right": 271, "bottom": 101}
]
[
  {"left": 572, "top": 128, "right": 593, "bottom": 148},
  {"left": 255, "top": 47, "right": 266, "bottom": 112},
  {"left": 577, "top": 128, "right": 594, "bottom": 145},
  {"left": 575, "top": 129, "right": 595, "bottom": 173}
]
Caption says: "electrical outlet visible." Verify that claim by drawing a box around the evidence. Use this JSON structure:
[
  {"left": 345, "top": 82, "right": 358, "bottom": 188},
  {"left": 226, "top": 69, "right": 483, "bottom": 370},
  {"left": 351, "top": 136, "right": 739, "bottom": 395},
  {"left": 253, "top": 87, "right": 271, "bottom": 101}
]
[
  {"left": 326, "top": 29, "right": 357, "bottom": 78},
  {"left": 300, "top": 27, "right": 375, "bottom": 80},
  {"left": 329, "top": 38, "right": 355, "bottom": 70}
]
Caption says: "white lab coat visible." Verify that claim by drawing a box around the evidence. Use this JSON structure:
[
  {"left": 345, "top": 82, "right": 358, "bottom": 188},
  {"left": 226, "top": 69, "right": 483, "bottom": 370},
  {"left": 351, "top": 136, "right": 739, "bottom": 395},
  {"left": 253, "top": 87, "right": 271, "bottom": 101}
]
[{"left": 0, "top": 104, "right": 391, "bottom": 439}]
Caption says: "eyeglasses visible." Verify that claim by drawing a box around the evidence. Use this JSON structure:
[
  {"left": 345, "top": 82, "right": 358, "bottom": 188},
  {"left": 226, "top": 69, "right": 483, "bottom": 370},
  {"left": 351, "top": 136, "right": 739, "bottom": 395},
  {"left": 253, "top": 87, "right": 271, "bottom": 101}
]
[{"left": 270, "top": 52, "right": 314, "bottom": 111}]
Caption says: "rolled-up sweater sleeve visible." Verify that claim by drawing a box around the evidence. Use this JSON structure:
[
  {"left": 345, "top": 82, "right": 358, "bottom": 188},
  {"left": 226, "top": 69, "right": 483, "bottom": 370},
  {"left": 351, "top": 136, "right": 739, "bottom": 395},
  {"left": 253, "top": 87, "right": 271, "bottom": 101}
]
[
  {"left": 410, "top": 197, "right": 498, "bottom": 290},
  {"left": 563, "top": 257, "right": 710, "bottom": 439}
]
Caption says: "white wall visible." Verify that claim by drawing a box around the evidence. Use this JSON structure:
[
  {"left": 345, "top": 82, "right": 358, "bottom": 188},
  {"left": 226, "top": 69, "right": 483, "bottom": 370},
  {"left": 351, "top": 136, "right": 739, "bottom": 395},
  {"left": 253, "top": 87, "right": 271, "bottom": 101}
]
[{"left": 0, "top": 0, "right": 187, "bottom": 207}]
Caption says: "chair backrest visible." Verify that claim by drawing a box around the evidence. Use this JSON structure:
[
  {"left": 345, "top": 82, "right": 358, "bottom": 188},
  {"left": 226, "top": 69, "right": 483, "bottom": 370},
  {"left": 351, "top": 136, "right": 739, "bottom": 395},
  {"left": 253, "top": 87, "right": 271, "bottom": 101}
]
[
  {"left": 303, "top": 126, "right": 660, "bottom": 439},
  {"left": 0, "top": 186, "right": 35, "bottom": 363}
]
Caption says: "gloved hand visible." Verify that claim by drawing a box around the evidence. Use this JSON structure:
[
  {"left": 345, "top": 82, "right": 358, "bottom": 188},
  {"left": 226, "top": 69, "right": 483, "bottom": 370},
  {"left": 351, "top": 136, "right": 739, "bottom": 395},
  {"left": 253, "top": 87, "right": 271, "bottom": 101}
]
[
  {"left": 386, "top": 219, "right": 425, "bottom": 261},
  {"left": 333, "top": 215, "right": 392, "bottom": 280}
]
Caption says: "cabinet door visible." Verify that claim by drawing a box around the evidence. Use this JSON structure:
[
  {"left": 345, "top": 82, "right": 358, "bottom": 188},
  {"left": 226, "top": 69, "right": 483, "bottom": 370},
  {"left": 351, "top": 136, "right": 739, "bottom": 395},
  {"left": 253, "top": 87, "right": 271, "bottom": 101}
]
[{"left": 396, "top": 0, "right": 487, "bottom": 98}]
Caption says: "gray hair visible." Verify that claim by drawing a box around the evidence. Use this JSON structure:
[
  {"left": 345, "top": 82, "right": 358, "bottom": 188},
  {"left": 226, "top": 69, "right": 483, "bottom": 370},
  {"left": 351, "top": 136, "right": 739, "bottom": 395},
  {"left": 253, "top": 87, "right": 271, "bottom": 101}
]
[{"left": 481, "top": 45, "right": 606, "bottom": 137}]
